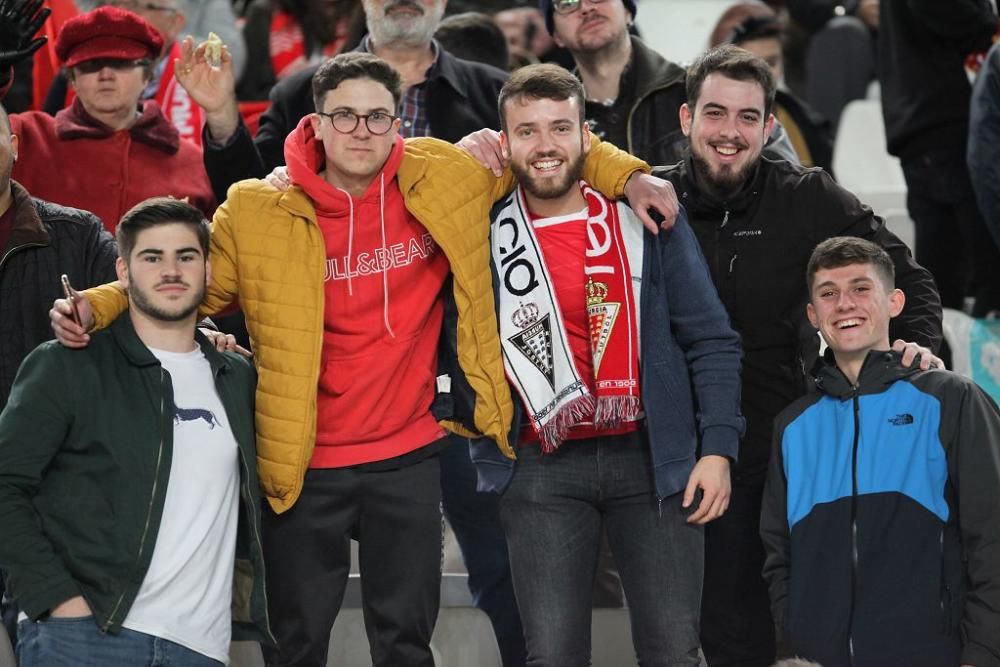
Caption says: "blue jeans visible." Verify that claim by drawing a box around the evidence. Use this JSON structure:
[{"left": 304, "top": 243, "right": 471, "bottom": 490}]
[
  {"left": 499, "top": 431, "right": 703, "bottom": 667},
  {"left": 16, "top": 616, "right": 223, "bottom": 667}
]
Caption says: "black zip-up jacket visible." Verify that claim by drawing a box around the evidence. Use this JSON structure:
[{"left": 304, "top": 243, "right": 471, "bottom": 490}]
[
  {"left": 0, "top": 315, "right": 273, "bottom": 644},
  {"left": 761, "top": 350, "right": 1000, "bottom": 667},
  {"left": 652, "top": 157, "right": 942, "bottom": 481},
  {"left": 202, "top": 43, "right": 508, "bottom": 201},
  {"left": 0, "top": 181, "right": 117, "bottom": 411},
  {"left": 878, "top": 0, "right": 996, "bottom": 159}
]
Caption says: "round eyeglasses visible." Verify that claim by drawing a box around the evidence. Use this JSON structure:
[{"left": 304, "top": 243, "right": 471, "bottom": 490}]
[
  {"left": 552, "top": 0, "right": 610, "bottom": 15},
  {"left": 316, "top": 110, "right": 398, "bottom": 135}
]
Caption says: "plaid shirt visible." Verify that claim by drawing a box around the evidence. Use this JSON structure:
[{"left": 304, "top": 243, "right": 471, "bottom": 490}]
[{"left": 361, "top": 37, "right": 437, "bottom": 138}]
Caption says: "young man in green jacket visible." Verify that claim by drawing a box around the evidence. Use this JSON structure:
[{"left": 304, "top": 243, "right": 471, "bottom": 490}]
[{"left": 0, "top": 197, "right": 271, "bottom": 667}]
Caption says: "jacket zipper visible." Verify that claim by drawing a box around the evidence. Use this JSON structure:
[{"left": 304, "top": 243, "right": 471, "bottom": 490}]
[
  {"left": 0, "top": 242, "right": 47, "bottom": 272},
  {"left": 713, "top": 209, "right": 731, "bottom": 280},
  {"left": 847, "top": 389, "right": 860, "bottom": 666},
  {"left": 103, "top": 367, "right": 167, "bottom": 631},
  {"left": 236, "top": 443, "right": 276, "bottom": 644}
]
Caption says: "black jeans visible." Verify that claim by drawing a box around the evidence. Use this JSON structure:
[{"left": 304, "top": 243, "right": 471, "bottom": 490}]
[
  {"left": 700, "top": 479, "right": 775, "bottom": 667},
  {"left": 499, "top": 432, "right": 703, "bottom": 667},
  {"left": 260, "top": 456, "right": 443, "bottom": 667},
  {"left": 902, "top": 147, "right": 1000, "bottom": 316}
]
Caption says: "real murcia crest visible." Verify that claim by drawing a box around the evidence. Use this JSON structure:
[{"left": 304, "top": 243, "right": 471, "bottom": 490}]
[
  {"left": 587, "top": 277, "right": 619, "bottom": 373},
  {"left": 510, "top": 303, "right": 555, "bottom": 389}
]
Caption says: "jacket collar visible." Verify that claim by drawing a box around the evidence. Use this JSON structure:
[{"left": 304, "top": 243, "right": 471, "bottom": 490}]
[
  {"left": 811, "top": 349, "right": 919, "bottom": 400},
  {"left": 109, "top": 312, "right": 232, "bottom": 377},
  {"left": 629, "top": 36, "right": 686, "bottom": 100},
  {"left": 358, "top": 38, "right": 472, "bottom": 98},
  {"left": 54, "top": 97, "right": 181, "bottom": 155},
  {"left": 2, "top": 181, "right": 51, "bottom": 255}
]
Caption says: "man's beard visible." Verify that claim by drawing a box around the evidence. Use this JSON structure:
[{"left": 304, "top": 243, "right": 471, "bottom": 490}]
[
  {"left": 130, "top": 279, "right": 204, "bottom": 323},
  {"left": 365, "top": 0, "right": 444, "bottom": 48},
  {"left": 511, "top": 150, "right": 586, "bottom": 201},
  {"left": 690, "top": 144, "right": 758, "bottom": 200}
]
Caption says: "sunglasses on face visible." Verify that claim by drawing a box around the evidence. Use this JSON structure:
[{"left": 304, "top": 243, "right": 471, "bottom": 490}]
[{"left": 74, "top": 58, "right": 147, "bottom": 74}]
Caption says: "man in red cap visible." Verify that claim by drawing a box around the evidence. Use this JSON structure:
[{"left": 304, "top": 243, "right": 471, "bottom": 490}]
[{"left": 3, "top": 5, "right": 214, "bottom": 232}]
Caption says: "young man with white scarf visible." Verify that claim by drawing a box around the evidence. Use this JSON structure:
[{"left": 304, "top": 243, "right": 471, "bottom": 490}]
[{"left": 479, "top": 63, "right": 744, "bottom": 666}]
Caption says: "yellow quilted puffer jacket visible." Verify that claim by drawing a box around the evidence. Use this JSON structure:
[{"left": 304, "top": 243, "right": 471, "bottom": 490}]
[{"left": 85, "top": 136, "right": 647, "bottom": 512}]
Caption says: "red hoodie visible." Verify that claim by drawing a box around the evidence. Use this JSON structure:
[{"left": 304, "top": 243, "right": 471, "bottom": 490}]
[{"left": 285, "top": 118, "right": 449, "bottom": 467}]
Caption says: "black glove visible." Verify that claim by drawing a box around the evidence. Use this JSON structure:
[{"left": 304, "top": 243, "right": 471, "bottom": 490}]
[{"left": 0, "top": 0, "right": 51, "bottom": 71}]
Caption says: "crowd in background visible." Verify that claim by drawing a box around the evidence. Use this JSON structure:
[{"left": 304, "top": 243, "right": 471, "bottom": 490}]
[{"left": 1, "top": 1, "right": 1000, "bottom": 667}]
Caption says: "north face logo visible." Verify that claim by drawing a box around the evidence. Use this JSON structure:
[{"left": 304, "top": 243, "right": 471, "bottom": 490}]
[{"left": 888, "top": 413, "right": 914, "bottom": 426}]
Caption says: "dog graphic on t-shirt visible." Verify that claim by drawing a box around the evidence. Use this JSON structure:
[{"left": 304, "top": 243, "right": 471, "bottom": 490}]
[{"left": 174, "top": 406, "right": 222, "bottom": 429}]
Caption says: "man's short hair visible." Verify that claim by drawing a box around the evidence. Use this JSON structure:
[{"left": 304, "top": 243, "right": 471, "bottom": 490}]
[
  {"left": 686, "top": 44, "right": 776, "bottom": 119},
  {"left": 497, "top": 63, "right": 585, "bottom": 133},
  {"left": 435, "top": 12, "right": 509, "bottom": 71},
  {"left": 806, "top": 237, "right": 896, "bottom": 293},
  {"left": 311, "top": 52, "right": 402, "bottom": 112},
  {"left": 116, "top": 197, "right": 210, "bottom": 261},
  {"left": 0, "top": 102, "right": 9, "bottom": 134}
]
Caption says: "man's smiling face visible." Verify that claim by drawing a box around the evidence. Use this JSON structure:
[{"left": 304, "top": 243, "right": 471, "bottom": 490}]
[
  {"left": 807, "top": 262, "right": 905, "bottom": 362},
  {"left": 680, "top": 73, "right": 774, "bottom": 199}
]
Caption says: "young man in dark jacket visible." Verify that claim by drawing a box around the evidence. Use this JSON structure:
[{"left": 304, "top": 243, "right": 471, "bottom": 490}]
[
  {"left": 654, "top": 46, "right": 943, "bottom": 666},
  {"left": 0, "top": 198, "right": 271, "bottom": 666},
  {"left": 761, "top": 236, "right": 1000, "bottom": 667}
]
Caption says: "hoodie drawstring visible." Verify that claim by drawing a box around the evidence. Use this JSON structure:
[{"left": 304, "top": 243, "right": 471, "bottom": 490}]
[
  {"left": 336, "top": 187, "right": 356, "bottom": 297},
  {"left": 379, "top": 173, "right": 396, "bottom": 338}
]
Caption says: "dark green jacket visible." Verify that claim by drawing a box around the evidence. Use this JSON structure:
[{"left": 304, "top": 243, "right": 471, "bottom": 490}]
[{"left": 0, "top": 314, "right": 272, "bottom": 644}]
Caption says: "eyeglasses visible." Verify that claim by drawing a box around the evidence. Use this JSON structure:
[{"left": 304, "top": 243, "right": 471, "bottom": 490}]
[
  {"left": 105, "top": 0, "right": 178, "bottom": 14},
  {"left": 74, "top": 58, "right": 147, "bottom": 74},
  {"left": 552, "top": 0, "right": 610, "bottom": 15},
  {"left": 316, "top": 110, "right": 397, "bottom": 135}
]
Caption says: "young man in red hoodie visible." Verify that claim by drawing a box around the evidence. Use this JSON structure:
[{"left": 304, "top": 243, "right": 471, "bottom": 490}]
[{"left": 52, "top": 51, "right": 671, "bottom": 666}]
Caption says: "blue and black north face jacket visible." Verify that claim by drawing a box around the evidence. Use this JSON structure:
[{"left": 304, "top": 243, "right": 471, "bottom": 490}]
[{"left": 760, "top": 350, "right": 1000, "bottom": 667}]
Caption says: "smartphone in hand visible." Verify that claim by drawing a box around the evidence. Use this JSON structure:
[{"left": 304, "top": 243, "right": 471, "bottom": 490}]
[{"left": 60, "top": 274, "right": 81, "bottom": 327}]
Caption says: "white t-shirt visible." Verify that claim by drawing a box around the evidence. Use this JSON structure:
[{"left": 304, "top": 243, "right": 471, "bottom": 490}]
[{"left": 123, "top": 346, "right": 240, "bottom": 664}]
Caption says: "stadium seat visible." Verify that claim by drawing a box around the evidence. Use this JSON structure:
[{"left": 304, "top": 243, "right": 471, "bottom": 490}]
[{"left": 832, "top": 99, "right": 914, "bottom": 248}]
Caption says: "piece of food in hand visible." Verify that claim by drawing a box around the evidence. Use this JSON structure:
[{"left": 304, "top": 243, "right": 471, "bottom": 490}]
[{"left": 202, "top": 31, "right": 224, "bottom": 66}]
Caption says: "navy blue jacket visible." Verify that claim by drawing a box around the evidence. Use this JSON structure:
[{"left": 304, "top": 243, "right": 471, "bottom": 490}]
[
  {"left": 761, "top": 350, "right": 1000, "bottom": 667},
  {"left": 968, "top": 42, "right": 1000, "bottom": 248},
  {"left": 471, "top": 202, "right": 746, "bottom": 500}
]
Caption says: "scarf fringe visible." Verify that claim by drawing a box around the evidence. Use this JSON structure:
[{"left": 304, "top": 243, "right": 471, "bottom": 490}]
[
  {"left": 538, "top": 394, "right": 597, "bottom": 454},
  {"left": 593, "top": 395, "right": 642, "bottom": 430}
]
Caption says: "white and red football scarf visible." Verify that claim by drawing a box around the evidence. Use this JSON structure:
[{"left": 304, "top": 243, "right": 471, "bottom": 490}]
[{"left": 493, "top": 183, "right": 641, "bottom": 452}]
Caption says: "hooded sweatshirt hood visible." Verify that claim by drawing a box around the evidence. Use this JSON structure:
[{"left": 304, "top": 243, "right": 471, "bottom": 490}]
[{"left": 284, "top": 117, "right": 450, "bottom": 466}]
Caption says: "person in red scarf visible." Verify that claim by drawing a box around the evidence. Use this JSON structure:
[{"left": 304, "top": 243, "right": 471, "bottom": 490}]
[
  {"left": 481, "top": 63, "right": 743, "bottom": 667},
  {"left": 7, "top": 6, "right": 214, "bottom": 232}
]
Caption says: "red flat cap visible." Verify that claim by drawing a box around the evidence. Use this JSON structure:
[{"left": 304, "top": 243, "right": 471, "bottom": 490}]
[{"left": 55, "top": 6, "right": 165, "bottom": 68}]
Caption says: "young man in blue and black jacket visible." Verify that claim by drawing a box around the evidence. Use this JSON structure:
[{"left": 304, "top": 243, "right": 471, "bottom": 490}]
[{"left": 761, "top": 237, "right": 1000, "bottom": 667}]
